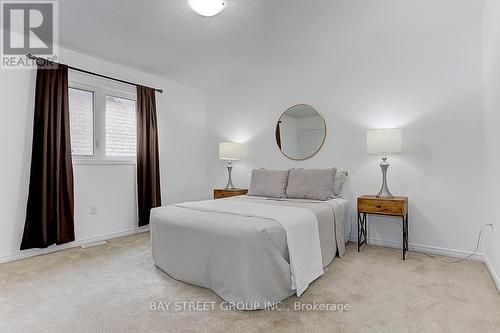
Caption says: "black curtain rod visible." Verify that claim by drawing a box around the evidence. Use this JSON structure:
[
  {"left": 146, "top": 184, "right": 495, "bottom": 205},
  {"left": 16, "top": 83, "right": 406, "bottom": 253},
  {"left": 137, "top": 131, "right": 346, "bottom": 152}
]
[{"left": 26, "top": 54, "right": 163, "bottom": 94}]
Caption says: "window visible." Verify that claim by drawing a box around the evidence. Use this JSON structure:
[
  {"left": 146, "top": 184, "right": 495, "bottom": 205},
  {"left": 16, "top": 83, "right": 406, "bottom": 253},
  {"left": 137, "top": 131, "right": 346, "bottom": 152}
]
[
  {"left": 69, "top": 88, "right": 94, "bottom": 156},
  {"left": 106, "top": 96, "right": 136, "bottom": 157},
  {"left": 68, "top": 80, "right": 137, "bottom": 163}
]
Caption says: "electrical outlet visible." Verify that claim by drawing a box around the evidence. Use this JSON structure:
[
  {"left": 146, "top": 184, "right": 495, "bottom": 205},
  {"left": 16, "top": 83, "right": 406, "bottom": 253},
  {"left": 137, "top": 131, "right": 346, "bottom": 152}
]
[
  {"left": 484, "top": 223, "right": 494, "bottom": 232},
  {"left": 90, "top": 206, "right": 98, "bottom": 216}
]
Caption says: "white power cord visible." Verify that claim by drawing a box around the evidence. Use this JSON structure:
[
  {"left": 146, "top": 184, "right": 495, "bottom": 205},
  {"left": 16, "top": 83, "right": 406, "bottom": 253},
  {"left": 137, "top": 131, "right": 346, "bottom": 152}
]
[{"left": 403, "top": 223, "right": 493, "bottom": 264}]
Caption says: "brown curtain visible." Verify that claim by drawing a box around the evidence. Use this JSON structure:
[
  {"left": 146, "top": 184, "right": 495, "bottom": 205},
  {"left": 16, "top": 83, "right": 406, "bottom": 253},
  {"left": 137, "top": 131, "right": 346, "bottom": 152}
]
[
  {"left": 136, "top": 86, "right": 162, "bottom": 226},
  {"left": 275, "top": 121, "right": 282, "bottom": 149},
  {"left": 21, "top": 64, "right": 75, "bottom": 250}
]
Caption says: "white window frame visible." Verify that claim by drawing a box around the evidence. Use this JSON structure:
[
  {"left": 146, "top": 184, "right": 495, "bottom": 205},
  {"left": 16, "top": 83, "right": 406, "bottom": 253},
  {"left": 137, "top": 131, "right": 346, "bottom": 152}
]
[{"left": 69, "top": 80, "right": 137, "bottom": 165}]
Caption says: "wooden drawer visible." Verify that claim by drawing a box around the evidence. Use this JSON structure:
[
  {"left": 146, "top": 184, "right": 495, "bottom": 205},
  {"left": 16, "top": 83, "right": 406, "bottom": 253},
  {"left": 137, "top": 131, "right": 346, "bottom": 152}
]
[
  {"left": 358, "top": 196, "right": 408, "bottom": 216},
  {"left": 214, "top": 189, "right": 248, "bottom": 199}
]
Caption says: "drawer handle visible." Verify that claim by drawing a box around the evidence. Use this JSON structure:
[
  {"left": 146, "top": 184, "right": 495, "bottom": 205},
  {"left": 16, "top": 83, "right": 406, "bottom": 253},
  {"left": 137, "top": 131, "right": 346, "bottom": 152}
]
[{"left": 376, "top": 205, "right": 382, "bottom": 208}]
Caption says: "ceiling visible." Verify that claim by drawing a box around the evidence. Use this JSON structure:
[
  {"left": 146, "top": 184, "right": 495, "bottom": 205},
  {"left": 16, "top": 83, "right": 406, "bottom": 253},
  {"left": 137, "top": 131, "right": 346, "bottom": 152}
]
[{"left": 58, "top": 0, "right": 483, "bottom": 92}]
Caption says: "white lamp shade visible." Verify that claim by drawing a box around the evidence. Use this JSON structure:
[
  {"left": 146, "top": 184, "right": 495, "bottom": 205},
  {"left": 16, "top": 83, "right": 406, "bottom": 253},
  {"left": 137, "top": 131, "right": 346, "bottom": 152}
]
[
  {"left": 219, "top": 142, "right": 242, "bottom": 160},
  {"left": 367, "top": 129, "right": 402, "bottom": 154}
]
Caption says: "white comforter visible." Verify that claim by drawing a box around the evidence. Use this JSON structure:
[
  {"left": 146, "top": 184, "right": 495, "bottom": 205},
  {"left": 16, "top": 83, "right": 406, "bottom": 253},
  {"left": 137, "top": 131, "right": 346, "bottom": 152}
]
[{"left": 176, "top": 199, "right": 324, "bottom": 296}]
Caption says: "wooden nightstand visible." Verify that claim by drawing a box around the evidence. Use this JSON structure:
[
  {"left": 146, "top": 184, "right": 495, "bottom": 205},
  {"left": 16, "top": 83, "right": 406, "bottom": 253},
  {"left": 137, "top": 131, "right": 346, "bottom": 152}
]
[
  {"left": 213, "top": 188, "right": 248, "bottom": 199},
  {"left": 357, "top": 195, "right": 409, "bottom": 260}
]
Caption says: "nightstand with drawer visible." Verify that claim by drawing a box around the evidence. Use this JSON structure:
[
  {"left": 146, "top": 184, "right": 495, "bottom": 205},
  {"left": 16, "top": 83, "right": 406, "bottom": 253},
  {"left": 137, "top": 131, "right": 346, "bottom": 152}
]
[
  {"left": 357, "top": 195, "right": 409, "bottom": 260},
  {"left": 213, "top": 188, "right": 248, "bottom": 199}
]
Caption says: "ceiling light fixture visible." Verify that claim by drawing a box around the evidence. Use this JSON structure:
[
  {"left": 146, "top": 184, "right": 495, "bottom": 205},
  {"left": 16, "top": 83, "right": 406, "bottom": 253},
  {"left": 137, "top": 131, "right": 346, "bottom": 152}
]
[{"left": 188, "top": 0, "right": 226, "bottom": 17}]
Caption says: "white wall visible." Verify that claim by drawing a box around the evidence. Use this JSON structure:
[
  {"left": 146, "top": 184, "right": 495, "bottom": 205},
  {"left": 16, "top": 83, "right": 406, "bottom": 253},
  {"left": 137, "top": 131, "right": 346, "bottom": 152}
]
[
  {"left": 0, "top": 46, "right": 208, "bottom": 262},
  {"left": 206, "top": 1, "right": 485, "bottom": 255},
  {"left": 482, "top": 0, "right": 500, "bottom": 289}
]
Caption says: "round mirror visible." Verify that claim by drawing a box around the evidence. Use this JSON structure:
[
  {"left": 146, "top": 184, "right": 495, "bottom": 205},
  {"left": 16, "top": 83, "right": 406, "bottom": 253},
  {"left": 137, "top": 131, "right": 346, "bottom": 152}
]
[{"left": 275, "top": 104, "right": 326, "bottom": 160}]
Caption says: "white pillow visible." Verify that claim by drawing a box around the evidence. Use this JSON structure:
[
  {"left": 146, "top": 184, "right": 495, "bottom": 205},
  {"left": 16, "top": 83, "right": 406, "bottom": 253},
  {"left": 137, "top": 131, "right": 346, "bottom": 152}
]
[{"left": 333, "top": 171, "right": 348, "bottom": 196}]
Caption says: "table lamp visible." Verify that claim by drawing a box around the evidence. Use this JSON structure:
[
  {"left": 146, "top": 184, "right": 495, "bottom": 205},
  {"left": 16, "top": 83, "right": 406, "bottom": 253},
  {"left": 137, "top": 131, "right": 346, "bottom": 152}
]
[
  {"left": 219, "top": 142, "right": 242, "bottom": 189},
  {"left": 367, "top": 129, "right": 402, "bottom": 198}
]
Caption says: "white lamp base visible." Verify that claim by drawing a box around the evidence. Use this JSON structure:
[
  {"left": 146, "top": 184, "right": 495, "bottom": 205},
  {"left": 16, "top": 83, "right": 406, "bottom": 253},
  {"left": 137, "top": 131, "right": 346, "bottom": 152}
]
[
  {"left": 225, "top": 160, "right": 236, "bottom": 189},
  {"left": 377, "top": 157, "right": 393, "bottom": 199}
]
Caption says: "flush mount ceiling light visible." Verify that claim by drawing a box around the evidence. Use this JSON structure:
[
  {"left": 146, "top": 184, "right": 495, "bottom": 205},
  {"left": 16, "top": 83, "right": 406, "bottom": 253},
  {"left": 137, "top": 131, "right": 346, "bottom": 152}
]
[{"left": 188, "top": 0, "right": 226, "bottom": 17}]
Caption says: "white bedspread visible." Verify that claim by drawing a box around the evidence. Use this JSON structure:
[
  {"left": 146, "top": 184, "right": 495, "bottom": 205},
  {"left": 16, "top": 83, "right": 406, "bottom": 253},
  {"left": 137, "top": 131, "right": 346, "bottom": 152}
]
[{"left": 175, "top": 199, "right": 324, "bottom": 297}]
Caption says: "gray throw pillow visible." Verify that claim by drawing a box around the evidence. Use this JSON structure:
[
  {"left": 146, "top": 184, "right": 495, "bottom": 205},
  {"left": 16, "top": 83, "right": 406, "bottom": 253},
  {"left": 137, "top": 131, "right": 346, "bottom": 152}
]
[
  {"left": 333, "top": 171, "right": 348, "bottom": 196},
  {"left": 286, "top": 168, "right": 337, "bottom": 201},
  {"left": 247, "top": 169, "right": 290, "bottom": 198}
]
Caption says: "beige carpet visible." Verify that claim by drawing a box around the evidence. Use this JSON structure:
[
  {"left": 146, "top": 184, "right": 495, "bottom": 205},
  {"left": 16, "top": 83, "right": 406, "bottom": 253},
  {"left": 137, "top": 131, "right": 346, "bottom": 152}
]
[{"left": 1, "top": 232, "right": 499, "bottom": 333}]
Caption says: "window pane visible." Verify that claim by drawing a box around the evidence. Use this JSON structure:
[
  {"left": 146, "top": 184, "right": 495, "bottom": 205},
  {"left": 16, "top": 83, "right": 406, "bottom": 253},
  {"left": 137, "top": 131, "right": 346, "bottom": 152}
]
[
  {"left": 69, "top": 88, "right": 94, "bottom": 156},
  {"left": 106, "top": 96, "right": 136, "bottom": 157}
]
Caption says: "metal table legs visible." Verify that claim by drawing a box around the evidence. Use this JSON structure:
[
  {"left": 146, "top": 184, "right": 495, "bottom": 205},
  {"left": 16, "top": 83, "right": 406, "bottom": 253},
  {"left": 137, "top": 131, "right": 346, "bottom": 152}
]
[
  {"left": 358, "top": 212, "right": 409, "bottom": 260},
  {"left": 357, "top": 212, "right": 367, "bottom": 252},
  {"left": 402, "top": 213, "right": 408, "bottom": 260}
]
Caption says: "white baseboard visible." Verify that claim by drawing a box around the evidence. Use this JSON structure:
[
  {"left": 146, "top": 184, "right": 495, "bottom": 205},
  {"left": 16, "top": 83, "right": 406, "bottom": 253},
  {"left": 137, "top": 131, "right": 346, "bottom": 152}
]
[
  {"left": 484, "top": 255, "right": 500, "bottom": 293},
  {"left": 350, "top": 234, "right": 500, "bottom": 292},
  {"left": 349, "top": 234, "right": 485, "bottom": 261},
  {"left": 0, "top": 226, "right": 150, "bottom": 264}
]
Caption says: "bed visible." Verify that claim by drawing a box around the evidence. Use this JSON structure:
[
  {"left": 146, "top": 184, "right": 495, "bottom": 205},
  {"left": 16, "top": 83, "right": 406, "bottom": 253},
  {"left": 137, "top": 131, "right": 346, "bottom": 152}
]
[{"left": 150, "top": 194, "right": 351, "bottom": 310}]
